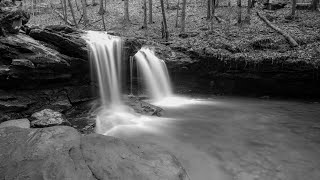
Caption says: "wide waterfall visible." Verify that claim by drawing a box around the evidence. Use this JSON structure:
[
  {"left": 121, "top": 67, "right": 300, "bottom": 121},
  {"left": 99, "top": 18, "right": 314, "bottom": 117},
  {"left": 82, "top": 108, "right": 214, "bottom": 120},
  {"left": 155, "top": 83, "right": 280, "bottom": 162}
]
[
  {"left": 84, "top": 31, "right": 123, "bottom": 107},
  {"left": 134, "top": 47, "right": 173, "bottom": 101}
]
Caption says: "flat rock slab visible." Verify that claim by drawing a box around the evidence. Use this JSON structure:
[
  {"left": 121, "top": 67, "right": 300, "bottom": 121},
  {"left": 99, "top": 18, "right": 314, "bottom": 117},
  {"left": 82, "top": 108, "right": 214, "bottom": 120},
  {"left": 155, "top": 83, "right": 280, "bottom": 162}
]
[
  {"left": 0, "top": 118, "right": 30, "bottom": 128},
  {"left": 0, "top": 126, "right": 189, "bottom": 180}
]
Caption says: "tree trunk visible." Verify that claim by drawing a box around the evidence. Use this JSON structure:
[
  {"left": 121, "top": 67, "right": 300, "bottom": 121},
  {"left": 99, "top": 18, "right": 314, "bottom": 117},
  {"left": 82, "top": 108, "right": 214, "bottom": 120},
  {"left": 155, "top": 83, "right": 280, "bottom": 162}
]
[
  {"left": 143, "top": 0, "right": 147, "bottom": 28},
  {"left": 207, "top": 0, "right": 210, "bottom": 20},
  {"left": 166, "top": 0, "right": 169, "bottom": 9},
  {"left": 311, "top": 0, "right": 319, "bottom": 11},
  {"left": 68, "top": 0, "right": 78, "bottom": 27},
  {"left": 211, "top": 0, "right": 215, "bottom": 17},
  {"left": 61, "top": 0, "right": 68, "bottom": 22},
  {"left": 245, "top": 0, "right": 252, "bottom": 23},
  {"left": 210, "top": 0, "right": 213, "bottom": 31},
  {"left": 160, "top": 0, "right": 169, "bottom": 40},
  {"left": 148, "top": 0, "right": 152, "bottom": 24},
  {"left": 237, "top": 0, "right": 241, "bottom": 24},
  {"left": 124, "top": 0, "right": 129, "bottom": 22},
  {"left": 181, "top": 0, "right": 187, "bottom": 32},
  {"left": 81, "top": 0, "right": 89, "bottom": 25},
  {"left": 175, "top": 0, "right": 180, "bottom": 27},
  {"left": 98, "top": 0, "right": 106, "bottom": 30},
  {"left": 75, "top": 0, "right": 81, "bottom": 11},
  {"left": 257, "top": 12, "right": 298, "bottom": 47},
  {"left": 291, "top": 0, "right": 296, "bottom": 17}
]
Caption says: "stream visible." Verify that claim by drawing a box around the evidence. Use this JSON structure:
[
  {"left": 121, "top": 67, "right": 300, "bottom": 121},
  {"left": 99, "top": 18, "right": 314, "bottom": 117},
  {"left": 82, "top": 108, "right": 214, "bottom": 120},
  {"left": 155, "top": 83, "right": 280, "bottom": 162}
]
[{"left": 103, "top": 95, "right": 320, "bottom": 180}]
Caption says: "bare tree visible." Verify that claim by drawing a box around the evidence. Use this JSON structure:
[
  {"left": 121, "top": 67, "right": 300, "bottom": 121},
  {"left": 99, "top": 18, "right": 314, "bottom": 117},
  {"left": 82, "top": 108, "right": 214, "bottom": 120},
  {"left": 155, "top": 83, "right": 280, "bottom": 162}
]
[
  {"left": 207, "top": 0, "right": 210, "bottom": 19},
  {"left": 143, "top": 0, "right": 147, "bottom": 28},
  {"left": 210, "top": 0, "right": 213, "bottom": 31},
  {"left": 61, "top": 0, "right": 68, "bottom": 22},
  {"left": 245, "top": 0, "right": 252, "bottom": 23},
  {"left": 175, "top": 0, "right": 180, "bottom": 27},
  {"left": 98, "top": 0, "right": 106, "bottom": 30},
  {"left": 291, "top": 0, "right": 297, "bottom": 17},
  {"left": 148, "top": 0, "right": 152, "bottom": 24},
  {"left": 237, "top": 0, "right": 242, "bottom": 24},
  {"left": 211, "top": 0, "right": 215, "bottom": 19},
  {"left": 160, "top": 0, "right": 169, "bottom": 40},
  {"left": 124, "top": 0, "right": 130, "bottom": 22},
  {"left": 81, "top": 0, "right": 89, "bottom": 25},
  {"left": 68, "top": 0, "right": 78, "bottom": 27},
  {"left": 181, "top": 0, "right": 186, "bottom": 32},
  {"left": 311, "top": 0, "right": 319, "bottom": 11}
]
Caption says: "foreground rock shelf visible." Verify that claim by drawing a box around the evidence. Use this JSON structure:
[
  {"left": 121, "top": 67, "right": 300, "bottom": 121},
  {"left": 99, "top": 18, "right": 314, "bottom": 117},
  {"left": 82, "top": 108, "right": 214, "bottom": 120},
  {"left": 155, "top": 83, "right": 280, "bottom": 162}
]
[{"left": 0, "top": 125, "right": 188, "bottom": 180}]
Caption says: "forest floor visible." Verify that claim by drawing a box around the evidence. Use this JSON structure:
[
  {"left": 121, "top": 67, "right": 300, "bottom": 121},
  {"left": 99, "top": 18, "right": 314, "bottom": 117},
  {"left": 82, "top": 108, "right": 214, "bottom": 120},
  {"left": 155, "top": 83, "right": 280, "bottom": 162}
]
[{"left": 27, "top": 0, "right": 320, "bottom": 67}]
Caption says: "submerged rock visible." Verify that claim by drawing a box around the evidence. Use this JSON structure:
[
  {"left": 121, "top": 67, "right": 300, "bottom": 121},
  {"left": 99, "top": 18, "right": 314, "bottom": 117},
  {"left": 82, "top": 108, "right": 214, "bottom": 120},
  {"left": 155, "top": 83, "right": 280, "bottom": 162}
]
[
  {"left": 0, "top": 126, "right": 189, "bottom": 180},
  {"left": 0, "top": 118, "right": 30, "bottom": 128},
  {"left": 30, "top": 109, "right": 71, "bottom": 128}
]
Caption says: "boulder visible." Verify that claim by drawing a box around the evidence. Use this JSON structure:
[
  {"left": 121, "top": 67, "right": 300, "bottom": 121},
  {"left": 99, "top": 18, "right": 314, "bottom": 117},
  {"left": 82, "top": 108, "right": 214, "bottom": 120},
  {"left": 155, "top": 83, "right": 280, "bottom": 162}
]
[
  {"left": 0, "top": 118, "right": 30, "bottom": 128},
  {"left": 30, "top": 109, "right": 71, "bottom": 128},
  {"left": 0, "top": 126, "right": 189, "bottom": 180}
]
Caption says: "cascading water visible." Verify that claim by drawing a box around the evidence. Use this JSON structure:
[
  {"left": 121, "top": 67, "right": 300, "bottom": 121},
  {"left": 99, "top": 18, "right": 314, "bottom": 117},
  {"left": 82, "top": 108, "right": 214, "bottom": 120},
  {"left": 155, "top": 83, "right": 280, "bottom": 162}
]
[
  {"left": 83, "top": 32, "right": 176, "bottom": 134},
  {"left": 134, "top": 47, "right": 173, "bottom": 101},
  {"left": 84, "top": 31, "right": 123, "bottom": 107},
  {"left": 84, "top": 31, "right": 138, "bottom": 134}
]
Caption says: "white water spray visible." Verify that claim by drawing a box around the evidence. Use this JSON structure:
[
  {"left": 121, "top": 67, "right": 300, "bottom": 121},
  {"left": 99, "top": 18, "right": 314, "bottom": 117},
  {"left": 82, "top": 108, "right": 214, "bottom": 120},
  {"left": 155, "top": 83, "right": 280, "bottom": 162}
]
[{"left": 134, "top": 47, "right": 173, "bottom": 100}]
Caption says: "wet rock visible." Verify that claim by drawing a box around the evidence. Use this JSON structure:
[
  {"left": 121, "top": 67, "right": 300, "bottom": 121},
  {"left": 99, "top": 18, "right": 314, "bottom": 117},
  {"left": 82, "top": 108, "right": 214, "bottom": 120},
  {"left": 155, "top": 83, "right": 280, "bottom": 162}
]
[
  {"left": 0, "top": 118, "right": 30, "bottom": 128},
  {"left": 124, "top": 95, "right": 163, "bottom": 116},
  {"left": 49, "top": 99, "right": 72, "bottom": 112},
  {"left": 0, "top": 126, "right": 94, "bottom": 180},
  {"left": 0, "top": 100, "right": 29, "bottom": 112},
  {"left": 81, "top": 134, "right": 189, "bottom": 180},
  {"left": 30, "top": 109, "right": 71, "bottom": 128},
  {"left": 0, "top": 126, "right": 189, "bottom": 180},
  {"left": 11, "top": 59, "right": 35, "bottom": 68},
  {"left": 65, "top": 100, "right": 97, "bottom": 134},
  {"left": 65, "top": 85, "right": 96, "bottom": 103}
]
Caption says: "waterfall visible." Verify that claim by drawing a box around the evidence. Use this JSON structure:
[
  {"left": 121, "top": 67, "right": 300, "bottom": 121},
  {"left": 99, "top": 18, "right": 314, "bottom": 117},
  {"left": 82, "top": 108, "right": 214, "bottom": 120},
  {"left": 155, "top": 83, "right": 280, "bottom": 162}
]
[
  {"left": 84, "top": 31, "right": 123, "bottom": 108},
  {"left": 83, "top": 32, "right": 174, "bottom": 134},
  {"left": 134, "top": 47, "right": 173, "bottom": 101},
  {"left": 83, "top": 31, "right": 141, "bottom": 135}
]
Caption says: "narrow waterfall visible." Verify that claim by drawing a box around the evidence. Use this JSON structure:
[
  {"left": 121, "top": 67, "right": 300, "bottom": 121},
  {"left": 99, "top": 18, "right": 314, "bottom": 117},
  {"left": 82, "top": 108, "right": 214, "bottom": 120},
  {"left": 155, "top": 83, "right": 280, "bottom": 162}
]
[
  {"left": 134, "top": 47, "right": 173, "bottom": 101},
  {"left": 84, "top": 31, "right": 123, "bottom": 108}
]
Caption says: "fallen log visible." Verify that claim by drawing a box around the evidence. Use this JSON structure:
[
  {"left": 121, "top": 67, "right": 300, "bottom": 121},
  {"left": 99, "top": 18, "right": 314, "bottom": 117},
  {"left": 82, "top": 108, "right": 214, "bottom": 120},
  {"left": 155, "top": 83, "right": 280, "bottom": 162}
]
[
  {"left": 214, "top": 15, "right": 226, "bottom": 23},
  {"left": 256, "top": 12, "right": 299, "bottom": 48},
  {"left": 52, "top": 9, "right": 73, "bottom": 26}
]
